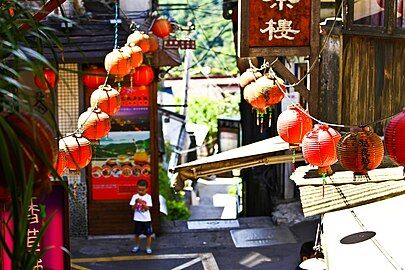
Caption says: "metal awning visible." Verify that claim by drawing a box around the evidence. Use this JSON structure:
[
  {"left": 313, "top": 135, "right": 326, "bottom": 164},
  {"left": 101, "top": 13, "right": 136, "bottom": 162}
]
[
  {"left": 291, "top": 164, "right": 405, "bottom": 217},
  {"left": 171, "top": 136, "right": 304, "bottom": 191}
]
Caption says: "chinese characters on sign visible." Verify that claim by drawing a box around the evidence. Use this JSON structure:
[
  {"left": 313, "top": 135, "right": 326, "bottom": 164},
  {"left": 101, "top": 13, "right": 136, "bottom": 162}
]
[
  {"left": 263, "top": 0, "right": 300, "bottom": 11},
  {"left": 260, "top": 19, "right": 300, "bottom": 41},
  {"left": 27, "top": 198, "right": 43, "bottom": 270},
  {"left": 238, "top": 0, "right": 312, "bottom": 56}
]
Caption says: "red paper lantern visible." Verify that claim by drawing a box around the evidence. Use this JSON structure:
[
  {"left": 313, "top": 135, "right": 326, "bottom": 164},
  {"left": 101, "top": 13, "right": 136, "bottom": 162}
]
[
  {"left": 151, "top": 18, "right": 172, "bottom": 38},
  {"left": 60, "top": 134, "right": 92, "bottom": 171},
  {"left": 104, "top": 48, "right": 131, "bottom": 81},
  {"left": 277, "top": 104, "right": 313, "bottom": 147},
  {"left": 132, "top": 65, "right": 154, "bottom": 86},
  {"left": 121, "top": 45, "right": 143, "bottom": 72},
  {"left": 384, "top": 108, "right": 405, "bottom": 166},
  {"left": 127, "top": 31, "right": 150, "bottom": 53},
  {"left": 148, "top": 33, "right": 159, "bottom": 53},
  {"left": 0, "top": 112, "right": 58, "bottom": 192},
  {"left": 78, "top": 107, "right": 111, "bottom": 141},
  {"left": 243, "top": 74, "right": 285, "bottom": 113},
  {"left": 337, "top": 126, "right": 384, "bottom": 176},
  {"left": 34, "top": 68, "right": 58, "bottom": 93},
  {"left": 82, "top": 65, "right": 107, "bottom": 89},
  {"left": 54, "top": 149, "right": 66, "bottom": 177},
  {"left": 302, "top": 124, "right": 341, "bottom": 175},
  {"left": 239, "top": 69, "right": 262, "bottom": 88},
  {"left": 90, "top": 84, "right": 121, "bottom": 116}
]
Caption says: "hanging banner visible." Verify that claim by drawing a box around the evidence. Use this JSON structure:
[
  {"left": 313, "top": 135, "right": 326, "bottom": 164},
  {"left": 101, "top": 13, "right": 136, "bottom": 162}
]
[{"left": 238, "top": 0, "right": 319, "bottom": 57}]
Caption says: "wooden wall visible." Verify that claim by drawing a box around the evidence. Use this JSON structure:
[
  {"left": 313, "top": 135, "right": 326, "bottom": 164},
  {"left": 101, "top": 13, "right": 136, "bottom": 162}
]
[{"left": 339, "top": 35, "right": 405, "bottom": 134}]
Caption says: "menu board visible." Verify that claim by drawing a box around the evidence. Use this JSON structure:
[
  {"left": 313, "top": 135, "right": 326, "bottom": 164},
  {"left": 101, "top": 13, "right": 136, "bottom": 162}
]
[{"left": 90, "top": 87, "right": 152, "bottom": 201}]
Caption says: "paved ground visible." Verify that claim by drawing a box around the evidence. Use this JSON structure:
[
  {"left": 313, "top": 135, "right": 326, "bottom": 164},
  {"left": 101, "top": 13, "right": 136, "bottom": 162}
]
[{"left": 71, "top": 217, "right": 319, "bottom": 270}]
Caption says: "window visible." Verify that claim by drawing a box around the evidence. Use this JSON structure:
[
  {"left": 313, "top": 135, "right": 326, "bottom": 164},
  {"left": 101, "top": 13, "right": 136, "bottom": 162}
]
[{"left": 344, "top": 0, "right": 405, "bottom": 37}]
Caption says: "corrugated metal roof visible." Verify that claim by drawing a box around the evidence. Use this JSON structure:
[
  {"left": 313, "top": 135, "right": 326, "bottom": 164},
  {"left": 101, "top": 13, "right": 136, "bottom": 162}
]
[{"left": 291, "top": 165, "right": 405, "bottom": 217}]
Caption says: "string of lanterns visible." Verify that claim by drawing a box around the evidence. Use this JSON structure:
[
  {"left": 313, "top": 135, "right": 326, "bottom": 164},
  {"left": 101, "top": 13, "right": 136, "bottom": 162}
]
[
  {"left": 30, "top": 13, "right": 172, "bottom": 182},
  {"left": 240, "top": 62, "right": 405, "bottom": 190}
]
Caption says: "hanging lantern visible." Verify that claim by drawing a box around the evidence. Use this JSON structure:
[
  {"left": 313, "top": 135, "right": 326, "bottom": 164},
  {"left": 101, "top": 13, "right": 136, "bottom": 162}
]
[
  {"left": 243, "top": 73, "right": 285, "bottom": 113},
  {"left": 384, "top": 108, "right": 405, "bottom": 166},
  {"left": 240, "top": 69, "right": 262, "bottom": 88},
  {"left": 0, "top": 112, "right": 58, "bottom": 190},
  {"left": 78, "top": 107, "right": 111, "bottom": 141},
  {"left": 127, "top": 31, "right": 150, "bottom": 53},
  {"left": 277, "top": 104, "right": 313, "bottom": 148},
  {"left": 60, "top": 133, "right": 92, "bottom": 171},
  {"left": 82, "top": 65, "right": 107, "bottom": 89},
  {"left": 90, "top": 84, "right": 121, "bottom": 116},
  {"left": 302, "top": 124, "right": 341, "bottom": 176},
  {"left": 148, "top": 33, "right": 159, "bottom": 53},
  {"left": 151, "top": 17, "right": 172, "bottom": 38},
  {"left": 104, "top": 48, "right": 131, "bottom": 81},
  {"left": 34, "top": 68, "right": 58, "bottom": 93},
  {"left": 337, "top": 126, "right": 384, "bottom": 177},
  {"left": 132, "top": 65, "right": 154, "bottom": 86},
  {"left": 121, "top": 45, "right": 143, "bottom": 72},
  {"left": 54, "top": 149, "right": 66, "bottom": 177}
]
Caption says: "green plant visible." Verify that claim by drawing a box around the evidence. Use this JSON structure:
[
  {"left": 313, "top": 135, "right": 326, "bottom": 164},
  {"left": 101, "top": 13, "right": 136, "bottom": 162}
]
[
  {"left": 0, "top": 1, "right": 64, "bottom": 269},
  {"left": 158, "top": 164, "right": 190, "bottom": 220}
]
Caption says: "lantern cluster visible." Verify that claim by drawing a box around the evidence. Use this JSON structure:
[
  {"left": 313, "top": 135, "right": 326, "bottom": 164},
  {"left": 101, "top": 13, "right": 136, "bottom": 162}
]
[{"left": 241, "top": 69, "right": 285, "bottom": 127}]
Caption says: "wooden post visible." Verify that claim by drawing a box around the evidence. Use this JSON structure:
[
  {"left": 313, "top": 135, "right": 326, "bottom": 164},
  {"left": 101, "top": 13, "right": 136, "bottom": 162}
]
[{"left": 309, "top": 0, "right": 321, "bottom": 118}]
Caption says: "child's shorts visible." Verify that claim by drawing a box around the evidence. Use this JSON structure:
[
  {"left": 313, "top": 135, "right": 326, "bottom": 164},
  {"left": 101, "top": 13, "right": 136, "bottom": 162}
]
[{"left": 134, "top": 221, "right": 153, "bottom": 236}]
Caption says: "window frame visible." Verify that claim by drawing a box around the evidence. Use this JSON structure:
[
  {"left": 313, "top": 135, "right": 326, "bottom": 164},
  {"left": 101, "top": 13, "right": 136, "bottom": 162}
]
[{"left": 342, "top": 0, "right": 405, "bottom": 38}]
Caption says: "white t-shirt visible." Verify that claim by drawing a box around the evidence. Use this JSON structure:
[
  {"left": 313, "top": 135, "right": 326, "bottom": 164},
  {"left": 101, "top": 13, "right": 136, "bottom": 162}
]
[{"left": 129, "top": 193, "right": 152, "bottom": 222}]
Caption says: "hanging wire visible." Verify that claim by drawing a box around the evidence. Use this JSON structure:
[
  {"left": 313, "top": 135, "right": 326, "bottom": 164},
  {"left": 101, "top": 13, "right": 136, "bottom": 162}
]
[{"left": 114, "top": 0, "right": 120, "bottom": 50}]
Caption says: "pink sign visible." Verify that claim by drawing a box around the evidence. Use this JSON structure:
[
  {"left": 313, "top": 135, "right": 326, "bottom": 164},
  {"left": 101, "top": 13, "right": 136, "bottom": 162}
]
[{"left": 1, "top": 185, "right": 69, "bottom": 269}]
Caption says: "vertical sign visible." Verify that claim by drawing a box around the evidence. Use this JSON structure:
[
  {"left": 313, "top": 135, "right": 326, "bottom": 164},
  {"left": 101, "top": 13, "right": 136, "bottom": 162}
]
[
  {"left": 1, "top": 185, "right": 69, "bottom": 270},
  {"left": 238, "top": 0, "right": 318, "bottom": 57},
  {"left": 91, "top": 86, "right": 152, "bottom": 200}
]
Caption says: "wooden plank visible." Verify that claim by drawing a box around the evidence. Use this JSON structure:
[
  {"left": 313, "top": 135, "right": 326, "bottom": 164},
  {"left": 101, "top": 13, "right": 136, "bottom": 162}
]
[
  {"left": 237, "top": 0, "right": 249, "bottom": 57},
  {"left": 309, "top": 0, "right": 320, "bottom": 118},
  {"left": 249, "top": 47, "right": 311, "bottom": 57},
  {"left": 270, "top": 59, "right": 310, "bottom": 100}
]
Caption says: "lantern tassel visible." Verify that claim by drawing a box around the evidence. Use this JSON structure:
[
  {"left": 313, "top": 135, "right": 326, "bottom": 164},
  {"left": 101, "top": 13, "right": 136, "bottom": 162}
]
[
  {"left": 268, "top": 108, "right": 272, "bottom": 127},
  {"left": 291, "top": 149, "right": 296, "bottom": 172},
  {"left": 322, "top": 173, "right": 326, "bottom": 198}
]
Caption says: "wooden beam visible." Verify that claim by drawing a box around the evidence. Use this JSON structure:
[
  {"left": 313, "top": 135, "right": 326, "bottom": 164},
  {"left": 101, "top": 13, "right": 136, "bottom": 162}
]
[
  {"left": 266, "top": 57, "right": 310, "bottom": 100},
  {"left": 20, "top": 0, "right": 68, "bottom": 31}
]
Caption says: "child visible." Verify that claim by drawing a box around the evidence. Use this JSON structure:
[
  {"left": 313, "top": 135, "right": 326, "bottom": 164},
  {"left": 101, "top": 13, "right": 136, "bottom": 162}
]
[{"left": 129, "top": 179, "right": 153, "bottom": 254}]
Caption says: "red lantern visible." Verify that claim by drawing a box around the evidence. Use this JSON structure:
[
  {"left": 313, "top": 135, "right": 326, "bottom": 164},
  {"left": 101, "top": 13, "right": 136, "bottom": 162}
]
[
  {"left": 239, "top": 69, "right": 262, "bottom": 88},
  {"left": 120, "top": 86, "right": 150, "bottom": 107},
  {"left": 384, "top": 108, "right": 405, "bottom": 166},
  {"left": 127, "top": 31, "right": 150, "bottom": 53},
  {"left": 132, "top": 65, "right": 154, "bottom": 86},
  {"left": 82, "top": 65, "right": 107, "bottom": 89},
  {"left": 34, "top": 68, "right": 58, "bottom": 93},
  {"left": 148, "top": 33, "right": 159, "bottom": 53},
  {"left": 243, "top": 74, "right": 285, "bottom": 113},
  {"left": 302, "top": 124, "right": 341, "bottom": 175},
  {"left": 121, "top": 45, "right": 143, "bottom": 72},
  {"left": 60, "top": 134, "right": 92, "bottom": 171},
  {"left": 337, "top": 126, "right": 384, "bottom": 177},
  {"left": 78, "top": 107, "right": 111, "bottom": 141},
  {"left": 104, "top": 48, "right": 131, "bottom": 81},
  {"left": 90, "top": 84, "right": 121, "bottom": 116},
  {"left": 0, "top": 112, "right": 58, "bottom": 191},
  {"left": 54, "top": 149, "right": 66, "bottom": 177},
  {"left": 151, "top": 18, "right": 172, "bottom": 38},
  {"left": 277, "top": 104, "right": 313, "bottom": 147}
]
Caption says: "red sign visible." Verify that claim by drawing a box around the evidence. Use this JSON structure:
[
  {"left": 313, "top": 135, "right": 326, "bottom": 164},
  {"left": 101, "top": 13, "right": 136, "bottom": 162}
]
[
  {"left": 249, "top": 0, "right": 311, "bottom": 47},
  {"left": 238, "top": 0, "right": 318, "bottom": 57},
  {"left": 1, "top": 185, "right": 69, "bottom": 270}
]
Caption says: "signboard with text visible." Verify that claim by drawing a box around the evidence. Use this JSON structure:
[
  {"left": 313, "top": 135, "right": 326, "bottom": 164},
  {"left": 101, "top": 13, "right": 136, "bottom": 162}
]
[
  {"left": 1, "top": 184, "right": 69, "bottom": 270},
  {"left": 238, "top": 0, "right": 319, "bottom": 57}
]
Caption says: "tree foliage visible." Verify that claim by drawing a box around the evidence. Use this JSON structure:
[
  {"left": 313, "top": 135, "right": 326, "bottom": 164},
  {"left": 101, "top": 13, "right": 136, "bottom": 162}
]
[{"left": 159, "top": 0, "right": 238, "bottom": 78}]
